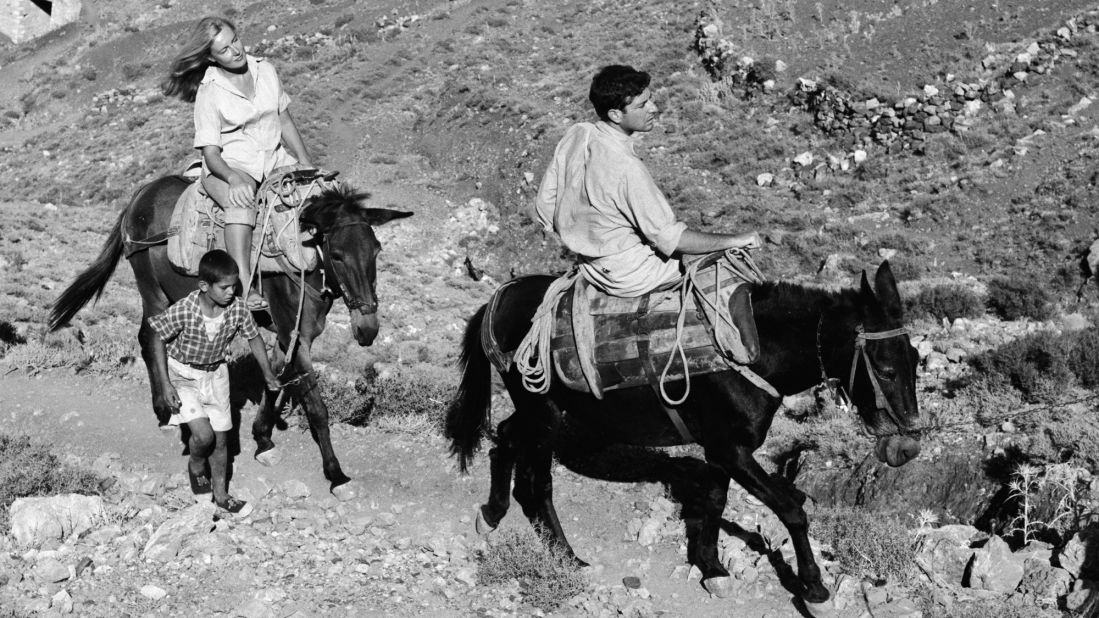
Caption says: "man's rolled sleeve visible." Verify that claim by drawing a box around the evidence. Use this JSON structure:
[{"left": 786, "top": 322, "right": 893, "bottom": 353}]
[
  {"left": 621, "top": 164, "right": 687, "bottom": 258},
  {"left": 193, "top": 87, "right": 222, "bottom": 150}
]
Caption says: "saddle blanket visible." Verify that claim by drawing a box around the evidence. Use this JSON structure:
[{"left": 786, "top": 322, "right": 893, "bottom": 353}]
[
  {"left": 165, "top": 170, "right": 322, "bottom": 276},
  {"left": 549, "top": 268, "right": 740, "bottom": 397}
]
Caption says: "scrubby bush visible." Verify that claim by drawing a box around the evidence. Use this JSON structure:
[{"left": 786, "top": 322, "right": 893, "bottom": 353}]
[
  {"left": 968, "top": 331, "right": 1072, "bottom": 402},
  {"left": 477, "top": 528, "right": 587, "bottom": 610},
  {"left": 1068, "top": 327, "right": 1099, "bottom": 389},
  {"left": 0, "top": 434, "right": 104, "bottom": 530},
  {"left": 905, "top": 284, "right": 984, "bottom": 322},
  {"left": 810, "top": 506, "right": 915, "bottom": 583},
  {"left": 986, "top": 275, "right": 1054, "bottom": 321},
  {"left": 320, "top": 365, "right": 454, "bottom": 432}
]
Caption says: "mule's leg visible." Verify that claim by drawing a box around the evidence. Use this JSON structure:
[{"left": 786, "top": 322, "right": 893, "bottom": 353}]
[
  {"left": 502, "top": 385, "right": 587, "bottom": 566},
  {"left": 518, "top": 431, "right": 588, "bottom": 567},
  {"left": 724, "top": 446, "right": 828, "bottom": 603},
  {"left": 478, "top": 416, "right": 518, "bottom": 533},
  {"left": 293, "top": 368, "right": 352, "bottom": 494},
  {"left": 683, "top": 463, "right": 735, "bottom": 597},
  {"left": 251, "top": 389, "right": 280, "bottom": 465},
  {"left": 132, "top": 254, "right": 174, "bottom": 425}
]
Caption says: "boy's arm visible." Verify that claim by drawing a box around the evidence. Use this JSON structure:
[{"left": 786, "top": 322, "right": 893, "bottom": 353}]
[
  {"left": 248, "top": 335, "right": 281, "bottom": 391},
  {"left": 148, "top": 330, "right": 181, "bottom": 425}
]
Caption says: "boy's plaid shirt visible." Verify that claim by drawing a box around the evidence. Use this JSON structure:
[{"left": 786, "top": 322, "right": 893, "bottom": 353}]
[{"left": 147, "top": 290, "right": 260, "bottom": 365}]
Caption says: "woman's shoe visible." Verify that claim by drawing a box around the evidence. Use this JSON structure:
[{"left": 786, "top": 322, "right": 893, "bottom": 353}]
[{"left": 244, "top": 291, "right": 269, "bottom": 311}]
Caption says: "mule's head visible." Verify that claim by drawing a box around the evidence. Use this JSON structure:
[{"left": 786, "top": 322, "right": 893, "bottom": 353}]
[
  {"left": 300, "top": 185, "right": 413, "bottom": 346},
  {"left": 850, "top": 261, "right": 921, "bottom": 467}
]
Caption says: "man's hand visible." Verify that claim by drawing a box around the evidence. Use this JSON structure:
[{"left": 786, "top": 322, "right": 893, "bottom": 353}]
[{"left": 729, "top": 231, "right": 762, "bottom": 251}]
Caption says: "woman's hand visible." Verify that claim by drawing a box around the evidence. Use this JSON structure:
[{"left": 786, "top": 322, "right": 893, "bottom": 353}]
[{"left": 227, "top": 171, "right": 256, "bottom": 209}]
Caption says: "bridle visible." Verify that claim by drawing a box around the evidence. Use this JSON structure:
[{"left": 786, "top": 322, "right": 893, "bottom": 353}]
[
  {"left": 817, "top": 316, "right": 912, "bottom": 434},
  {"left": 315, "top": 220, "right": 379, "bottom": 315}
]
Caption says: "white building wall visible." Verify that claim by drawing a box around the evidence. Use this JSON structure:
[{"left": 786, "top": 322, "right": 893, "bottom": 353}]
[{"left": 0, "top": 0, "right": 82, "bottom": 44}]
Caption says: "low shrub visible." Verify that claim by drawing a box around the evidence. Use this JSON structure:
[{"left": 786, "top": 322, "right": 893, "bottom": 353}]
[
  {"left": 320, "top": 365, "right": 454, "bottom": 433},
  {"left": 0, "top": 434, "right": 104, "bottom": 530},
  {"left": 905, "top": 284, "right": 984, "bottom": 322},
  {"left": 477, "top": 528, "right": 587, "bottom": 610},
  {"left": 1068, "top": 327, "right": 1099, "bottom": 389},
  {"left": 810, "top": 506, "right": 915, "bottom": 583},
  {"left": 986, "top": 275, "right": 1054, "bottom": 321},
  {"left": 968, "top": 331, "right": 1073, "bottom": 402}
]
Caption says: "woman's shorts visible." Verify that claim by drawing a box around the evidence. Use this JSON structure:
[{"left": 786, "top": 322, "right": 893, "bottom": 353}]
[
  {"left": 167, "top": 357, "right": 232, "bottom": 432},
  {"left": 202, "top": 147, "right": 299, "bottom": 226}
]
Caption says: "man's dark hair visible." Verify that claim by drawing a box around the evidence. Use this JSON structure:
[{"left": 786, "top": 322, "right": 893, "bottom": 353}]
[
  {"left": 589, "top": 65, "right": 651, "bottom": 121},
  {"left": 198, "top": 249, "right": 239, "bottom": 283}
]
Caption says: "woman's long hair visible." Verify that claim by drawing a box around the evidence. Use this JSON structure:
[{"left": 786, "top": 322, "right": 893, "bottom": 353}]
[{"left": 162, "top": 16, "right": 237, "bottom": 103}]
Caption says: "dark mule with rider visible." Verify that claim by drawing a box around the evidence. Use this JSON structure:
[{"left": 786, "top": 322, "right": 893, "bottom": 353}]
[
  {"left": 446, "top": 261, "right": 921, "bottom": 603},
  {"left": 49, "top": 171, "right": 411, "bottom": 498}
]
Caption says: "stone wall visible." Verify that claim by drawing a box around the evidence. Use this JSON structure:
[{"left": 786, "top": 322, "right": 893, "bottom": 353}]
[
  {"left": 694, "top": 9, "right": 1099, "bottom": 155},
  {"left": 0, "top": 0, "right": 81, "bottom": 44}
]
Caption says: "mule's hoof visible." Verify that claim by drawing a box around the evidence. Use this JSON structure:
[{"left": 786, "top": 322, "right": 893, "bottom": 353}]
[
  {"left": 255, "top": 448, "right": 282, "bottom": 467},
  {"left": 802, "top": 580, "right": 831, "bottom": 604},
  {"left": 702, "top": 576, "right": 735, "bottom": 598},
  {"left": 474, "top": 506, "right": 497, "bottom": 536},
  {"left": 802, "top": 599, "right": 837, "bottom": 618},
  {"left": 331, "top": 482, "right": 357, "bottom": 502}
]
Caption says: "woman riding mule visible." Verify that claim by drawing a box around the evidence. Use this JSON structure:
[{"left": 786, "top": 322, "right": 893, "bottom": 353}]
[
  {"left": 447, "top": 262, "right": 921, "bottom": 604},
  {"left": 50, "top": 180, "right": 411, "bottom": 497},
  {"left": 163, "top": 15, "right": 313, "bottom": 311}
]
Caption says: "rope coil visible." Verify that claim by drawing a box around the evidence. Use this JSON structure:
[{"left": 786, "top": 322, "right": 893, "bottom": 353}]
[{"left": 514, "top": 269, "right": 580, "bottom": 393}]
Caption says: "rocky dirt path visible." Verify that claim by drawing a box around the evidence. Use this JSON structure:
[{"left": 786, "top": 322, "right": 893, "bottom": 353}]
[{"left": 0, "top": 370, "right": 817, "bottom": 617}]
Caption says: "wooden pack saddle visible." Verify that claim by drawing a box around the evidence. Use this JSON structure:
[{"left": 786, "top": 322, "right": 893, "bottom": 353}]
[
  {"left": 550, "top": 273, "right": 736, "bottom": 399},
  {"left": 489, "top": 251, "right": 775, "bottom": 402}
]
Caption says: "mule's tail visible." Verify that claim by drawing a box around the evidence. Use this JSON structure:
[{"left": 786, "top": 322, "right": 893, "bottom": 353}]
[
  {"left": 48, "top": 207, "right": 126, "bottom": 331},
  {"left": 445, "top": 304, "right": 493, "bottom": 473}
]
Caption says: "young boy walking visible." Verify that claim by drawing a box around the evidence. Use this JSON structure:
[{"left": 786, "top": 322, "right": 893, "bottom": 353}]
[{"left": 147, "top": 249, "right": 280, "bottom": 518}]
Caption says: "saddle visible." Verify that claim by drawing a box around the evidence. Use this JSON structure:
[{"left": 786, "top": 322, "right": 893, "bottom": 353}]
[
  {"left": 550, "top": 276, "right": 733, "bottom": 398},
  {"left": 163, "top": 167, "right": 333, "bottom": 276},
  {"left": 495, "top": 251, "right": 776, "bottom": 404}
]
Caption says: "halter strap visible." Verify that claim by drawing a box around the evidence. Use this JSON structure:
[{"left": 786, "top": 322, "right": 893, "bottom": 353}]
[{"left": 847, "top": 325, "right": 909, "bottom": 430}]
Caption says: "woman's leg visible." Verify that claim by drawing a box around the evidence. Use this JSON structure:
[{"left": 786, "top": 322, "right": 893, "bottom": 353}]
[{"left": 201, "top": 173, "right": 266, "bottom": 309}]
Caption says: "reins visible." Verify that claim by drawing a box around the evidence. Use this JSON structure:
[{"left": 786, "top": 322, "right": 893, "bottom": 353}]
[{"left": 659, "top": 248, "right": 777, "bottom": 405}]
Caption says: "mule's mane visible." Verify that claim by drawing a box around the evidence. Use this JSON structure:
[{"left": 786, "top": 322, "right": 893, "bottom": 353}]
[
  {"left": 300, "top": 184, "right": 371, "bottom": 227},
  {"left": 755, "top": 281, "right": 857, "bottom": 321}
]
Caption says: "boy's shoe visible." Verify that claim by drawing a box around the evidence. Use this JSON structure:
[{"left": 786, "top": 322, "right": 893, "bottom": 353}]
[
  {"left": 188, "top": 465, "right": 212, "bottom": 496},
  {"left": 214, "top": 496, "right": 253, "bottom": 519}
]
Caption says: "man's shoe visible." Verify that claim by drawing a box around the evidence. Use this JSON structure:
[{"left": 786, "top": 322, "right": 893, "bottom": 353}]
[{"left": 214, "top": 496, "right": 254, "bottom": 519}]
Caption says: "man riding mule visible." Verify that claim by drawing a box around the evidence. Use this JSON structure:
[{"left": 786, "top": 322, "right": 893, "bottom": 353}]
[
  {"left": 533, "top": 65, "right": 763, "bottom": 373},
  {"left": 447, "top": 63, "right": 923, "bottom": 606}
]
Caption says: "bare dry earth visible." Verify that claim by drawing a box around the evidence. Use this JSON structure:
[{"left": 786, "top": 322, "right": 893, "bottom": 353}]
[{"left": 5, "top": 0, "right": 1099, "bottom": 616}]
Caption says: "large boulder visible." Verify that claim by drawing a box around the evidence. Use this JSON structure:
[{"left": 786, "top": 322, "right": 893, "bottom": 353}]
[
  {"left": 1017, "top": 562, "right": 1072, "bottom": 600},
  {"left": 1057, "top": 531, "right": 1099, "bottom": 579},
  {"left": 914, "top": 524, "right": 981, "bottom": 586},
  {"left": 143, "top": 502, "right": 216, "bottom": 562},
  {"left": 9, "top": 495, "right": 106, "bottom": 547},
  {"left": 967, "top": 534, "right": 1026, "bottom": 593}
]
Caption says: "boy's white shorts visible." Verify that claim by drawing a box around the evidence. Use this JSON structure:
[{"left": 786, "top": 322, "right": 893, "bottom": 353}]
[{"left": 167, "top": 357, "right": 232, "bottom": 432}]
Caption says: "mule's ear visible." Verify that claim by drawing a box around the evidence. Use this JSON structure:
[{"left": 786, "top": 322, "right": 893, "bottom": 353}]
[
  {"left": 874, "top": 261, "right": 904, "bottom": 320},
  {"left": 859, "top": 269, "right": 876, "bottom": 302},
  {"left": 364, "top": 209, "right": 413, "bottom": 226}
]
